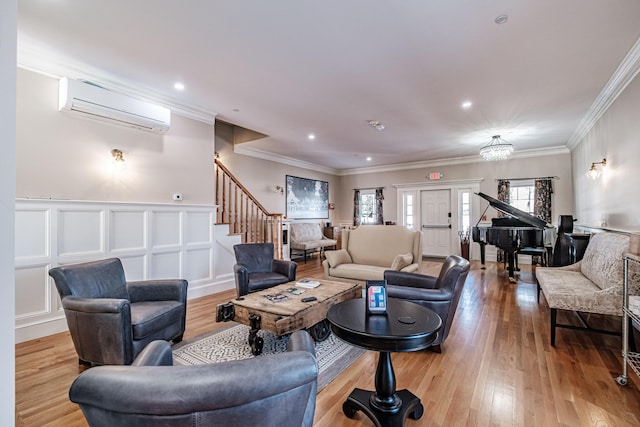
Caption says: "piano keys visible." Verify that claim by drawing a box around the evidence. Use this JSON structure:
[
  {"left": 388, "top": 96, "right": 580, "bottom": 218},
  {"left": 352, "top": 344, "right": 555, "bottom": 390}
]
[{"left": 472, "top": 192, "right": 556, "bottom": 282}]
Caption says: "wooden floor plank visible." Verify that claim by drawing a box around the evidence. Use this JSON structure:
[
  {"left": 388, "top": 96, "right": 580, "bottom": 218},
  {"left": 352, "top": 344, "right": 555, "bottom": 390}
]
[{"left": 15, "top": 258, "right": 640, "bottom": 426}]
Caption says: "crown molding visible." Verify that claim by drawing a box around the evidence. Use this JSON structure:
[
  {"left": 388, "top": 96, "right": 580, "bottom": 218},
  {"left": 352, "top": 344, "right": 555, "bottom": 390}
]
[
  {"left": 336, "top": 145, "right": 570, "bottom": 176},
  {"left": 17, "top": 42, "right": 217, "bottom": 125},
  {"left": 236, "top": 144, "right": 568, "bottom": 177},
  {"left": 233, "top": 145, "right": 339, "bottom": 175},
  {"left": 567, "top": 35, "right": 640, "bottom": 149}
]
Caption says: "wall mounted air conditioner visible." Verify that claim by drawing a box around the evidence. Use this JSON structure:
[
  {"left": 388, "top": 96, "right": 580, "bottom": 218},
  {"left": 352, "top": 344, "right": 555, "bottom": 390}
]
[{"left": 59, "top": 78, "right": 171, "bottom": 134}]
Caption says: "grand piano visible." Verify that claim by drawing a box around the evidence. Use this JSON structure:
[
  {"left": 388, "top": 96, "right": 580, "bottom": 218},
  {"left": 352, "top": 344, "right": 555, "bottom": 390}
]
[{"left": 472, "top": 192, "right": 556, "bottom": 282}]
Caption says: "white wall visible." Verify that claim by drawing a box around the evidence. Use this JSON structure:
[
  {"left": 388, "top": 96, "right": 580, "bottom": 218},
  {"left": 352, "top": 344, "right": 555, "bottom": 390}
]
[
  {"left": 1, "top": 0, "right": 17, "bottom": 422},
  {"left": 572, "top": 71, "right": 640, "bottom": 231},
  {"left": 17, "top": 69, "right": 215, "bottom": 205},
  {"left": 336, "top": 153, "right": 574, "bottom": 226},
  {"left": 14, "top": 68, "right": 239, "bottom": 343}
]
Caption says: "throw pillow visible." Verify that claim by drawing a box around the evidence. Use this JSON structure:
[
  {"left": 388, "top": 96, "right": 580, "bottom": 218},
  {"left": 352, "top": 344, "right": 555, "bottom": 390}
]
[
  {"left": 325, "top": 249, "right": 352, "bottom": 268},
  {"left": 391, "top": 253, "right": 413, "bottom": 270}
]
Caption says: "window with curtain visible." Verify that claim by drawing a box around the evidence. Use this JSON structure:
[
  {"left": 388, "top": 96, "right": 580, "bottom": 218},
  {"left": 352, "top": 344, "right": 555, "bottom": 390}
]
[
  {"left": 354, "top": 188, "right": 384, "bottom": 225},
  {"left": 509, "top": 182, "right": 535, "bottom": 215},
  {"left": 353, "top": 189, "right": 361, "bottom": 226},
  {"left": 497, "top": 178, "right": 553, "bottom": 265},
  {"left": 534, "top": 179, "right": 553, "bottom": 223}
]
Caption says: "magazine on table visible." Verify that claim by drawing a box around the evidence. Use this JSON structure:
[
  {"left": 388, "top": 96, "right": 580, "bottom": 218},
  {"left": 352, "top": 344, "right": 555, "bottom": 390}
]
[
  {"left": 295, "top": 279, "right": 321, "bottom": 289},
  {"left": 263, "top": 292, "right": 289, "bottom": 303},
  {"left": 284, "top": 287, "right": 306, "bottom": 295}
]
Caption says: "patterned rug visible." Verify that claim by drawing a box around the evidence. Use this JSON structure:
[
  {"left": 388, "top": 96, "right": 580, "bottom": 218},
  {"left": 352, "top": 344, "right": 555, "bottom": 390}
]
[{"left": 172, "top": 322, "right": 365, "bottom": 391}]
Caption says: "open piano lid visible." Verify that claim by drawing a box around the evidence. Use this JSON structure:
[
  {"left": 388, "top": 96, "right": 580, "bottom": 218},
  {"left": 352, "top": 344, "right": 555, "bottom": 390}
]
[{"left": 476, "top": 192, "right": 550, "bottom": 228}]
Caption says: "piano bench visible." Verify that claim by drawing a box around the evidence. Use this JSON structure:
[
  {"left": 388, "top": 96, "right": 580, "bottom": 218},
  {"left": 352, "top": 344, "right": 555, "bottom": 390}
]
[{"left": 517, "top": 247, "right": 548, "bottom": 267}]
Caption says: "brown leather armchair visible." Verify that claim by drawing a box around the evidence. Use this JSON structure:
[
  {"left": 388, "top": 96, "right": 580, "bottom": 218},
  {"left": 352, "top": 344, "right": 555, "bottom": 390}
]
[
  {"left": 69, "top": 330, "right": 318, "bottom": 427},
  {"left": 384, "top": 255, "right": 470, "bottom": 353},
  {"left": 49, "top": 258, "right": 188, "bottom": 366},
  {"left": 233, "top": 242, "right": 297, "bottom": 297}
]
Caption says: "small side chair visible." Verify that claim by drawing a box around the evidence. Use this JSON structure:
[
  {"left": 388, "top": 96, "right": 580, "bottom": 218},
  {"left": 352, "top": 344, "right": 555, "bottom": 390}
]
[
  {"left": 49, "top": 258, "right": 188, "bottom": 366},
  {"left": 384, "top": 255, "right": 470, "bottom": 353},
  {"left": 233, "top": 242, "right": 297, "bottom": 297}
]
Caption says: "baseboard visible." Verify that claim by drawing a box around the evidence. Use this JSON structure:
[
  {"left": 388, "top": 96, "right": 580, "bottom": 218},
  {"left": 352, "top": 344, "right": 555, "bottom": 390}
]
[
  {"left": 188, "top": 277, "right": 234, "bottom": 299},
  {"left": 16, "top": 318, "right": 68, "bottom": 344}
]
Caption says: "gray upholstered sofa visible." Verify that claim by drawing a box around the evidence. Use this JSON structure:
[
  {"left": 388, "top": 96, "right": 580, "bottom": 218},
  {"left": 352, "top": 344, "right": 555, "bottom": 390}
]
[
  {"left": 290, "top": 222, "right": 337, "bottom": 262},
  {"left": 322, "top": 225, "right": 422, "bottom": 285},
  {"left": 536, "top": 231, "right": 640, "bottom": 345}
]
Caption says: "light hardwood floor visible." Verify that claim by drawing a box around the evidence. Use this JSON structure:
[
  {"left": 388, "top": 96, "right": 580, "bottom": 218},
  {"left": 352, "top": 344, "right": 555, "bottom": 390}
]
[{"left": 16, "top": 258, "right": 640, "bottom": 426}]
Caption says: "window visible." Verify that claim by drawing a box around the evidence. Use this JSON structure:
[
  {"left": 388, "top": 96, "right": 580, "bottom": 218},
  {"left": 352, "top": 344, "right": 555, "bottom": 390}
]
[
  {"left": 460, "top": 190, "right": 471, "bottom": 233},
  {"left": 405, "top": 193, "right": 414, "bottom": 229},
  {"left": 509, "top": 183, "right": 535, "bottom": 215},
  {"left": 359, "top": 190, "right": 377, "bottom": 224}
]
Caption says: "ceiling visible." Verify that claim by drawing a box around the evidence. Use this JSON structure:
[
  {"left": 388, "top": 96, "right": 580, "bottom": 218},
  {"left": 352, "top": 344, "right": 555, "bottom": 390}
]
[{"left": 17, "top": 1, "right": 640, "bottom": 172}]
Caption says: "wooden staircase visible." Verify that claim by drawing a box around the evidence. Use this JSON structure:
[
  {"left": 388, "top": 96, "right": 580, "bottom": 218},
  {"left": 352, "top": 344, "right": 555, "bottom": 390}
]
[{"left": 214, "top": 158, "right": 285, "bottom": 258}]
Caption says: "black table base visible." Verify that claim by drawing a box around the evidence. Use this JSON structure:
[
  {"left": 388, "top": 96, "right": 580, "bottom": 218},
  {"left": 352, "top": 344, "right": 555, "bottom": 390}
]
[
  {"left": 343, "top": 388, "right": 423, "bottom": 427},
  {"left": 327, "top": 299, "right": 441, "bottom": 427}
]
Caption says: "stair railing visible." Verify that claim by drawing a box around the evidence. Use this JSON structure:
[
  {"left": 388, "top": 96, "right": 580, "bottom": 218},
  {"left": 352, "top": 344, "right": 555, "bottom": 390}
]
[{"left": 214, "top": 158, "right": 284, "bottom": 258}]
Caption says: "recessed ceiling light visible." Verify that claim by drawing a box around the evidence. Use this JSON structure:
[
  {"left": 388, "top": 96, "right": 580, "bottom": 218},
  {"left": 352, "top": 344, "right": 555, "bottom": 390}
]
[
  {"left": 461, "top": 101, "right": 473, "bottom": 109},
  {"left": 308, "top": 134, "right": 315, "bottom": 140},
  {"left": 366, "top": 157, "right": 372, "bottom": 161},
  {"left": 495, "top": 14, "right": 508, "bottom": 24},
  {"left": 174, "top": 82, "right": 185, "bottom": 91}
]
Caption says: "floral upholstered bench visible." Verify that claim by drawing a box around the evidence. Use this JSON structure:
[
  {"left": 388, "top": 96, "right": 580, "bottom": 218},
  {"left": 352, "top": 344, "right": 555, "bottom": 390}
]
[
  {"left": 290, "top": 222, "right": 337, "bottom": 263},
  {"left": 536, "top": 231, "right": 640, "bottom": 346}
]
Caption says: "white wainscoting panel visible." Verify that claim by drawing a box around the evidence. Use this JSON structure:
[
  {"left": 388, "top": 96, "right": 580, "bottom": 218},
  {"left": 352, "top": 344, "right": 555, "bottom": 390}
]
[
  {"left": 14, "top": 199, "right": 235, "bottom": 343},
  {"left": 110, "top": 210, "right": 146, "bottom": 252},
  {"left": 15, "top": 208, "right": 49, "bottom": 259},
  {"left": 58, "top": 209, "right": 104, "bottom": 256}
]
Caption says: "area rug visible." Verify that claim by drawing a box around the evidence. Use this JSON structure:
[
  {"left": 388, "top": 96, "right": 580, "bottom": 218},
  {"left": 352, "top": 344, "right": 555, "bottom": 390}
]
[{"left": 172, "top": 322, "right": 365, "bottom": 391}]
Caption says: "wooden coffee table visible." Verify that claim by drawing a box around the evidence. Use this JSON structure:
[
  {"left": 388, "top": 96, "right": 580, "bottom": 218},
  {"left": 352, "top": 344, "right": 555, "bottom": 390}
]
[{"left": 216, "top": 279, "right": 361, "bottom": 355}]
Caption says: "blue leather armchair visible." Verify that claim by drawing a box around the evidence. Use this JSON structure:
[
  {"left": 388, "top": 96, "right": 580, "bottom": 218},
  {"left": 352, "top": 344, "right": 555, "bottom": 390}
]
[
  {"left": 49, "top": 258, "right": 188, "bottom": 366},
  {"left": 233, "top": 242, "right": 297, "bottom": 297},
  {"left": 69, "top": 330, "right": 318, "bottom": 427},
  {"left": 384, "top": 255, "right": 470, "bottom": 353}
]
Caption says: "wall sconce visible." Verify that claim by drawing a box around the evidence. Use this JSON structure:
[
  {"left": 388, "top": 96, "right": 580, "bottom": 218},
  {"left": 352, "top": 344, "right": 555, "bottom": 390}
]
[
  {"left": 586, "top": 158, "right": 606, "bottom": 180},
  {"left": 275, "top": 185, "right": 284, "bottom": 194},
  {"left": 111, "top": 148, "right": 124, "bottom": 162},
  {"left": 214, "top": 152, "right": 220, "bottom": 159},
  {"left": 111, "top": 149, "right": 125, "bottom": 173}
]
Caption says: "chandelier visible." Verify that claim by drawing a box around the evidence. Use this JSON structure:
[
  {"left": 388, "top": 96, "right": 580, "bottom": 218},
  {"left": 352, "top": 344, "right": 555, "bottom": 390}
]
[{"left": 480, "top": 135, "right": 514, "bottom": 161}]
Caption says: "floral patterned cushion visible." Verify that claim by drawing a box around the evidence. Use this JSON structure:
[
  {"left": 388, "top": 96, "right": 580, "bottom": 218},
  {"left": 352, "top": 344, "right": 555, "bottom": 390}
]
[
  {"left": 536, "top": 268, "right": 622, "bottom": 316},
  {"left": 629, "top": 296, "right": 640, "bottom": 318},
  {"left": 580, "top": 232, "right": 629, "bottom": 291},
  {"left": 537, "top": 232, "right": 640, "bottom": 317},
  {"left": 291, "top": 223, "right": 323, "bottom": 242},
  {"left": 290, "top": 223, "right": 337, "bottom": 250}
]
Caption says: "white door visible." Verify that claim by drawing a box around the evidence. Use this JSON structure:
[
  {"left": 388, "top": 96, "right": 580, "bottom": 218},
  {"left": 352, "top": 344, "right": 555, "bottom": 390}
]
[{"left": 421, "top": 190, "right": 452, "bottom": 257}]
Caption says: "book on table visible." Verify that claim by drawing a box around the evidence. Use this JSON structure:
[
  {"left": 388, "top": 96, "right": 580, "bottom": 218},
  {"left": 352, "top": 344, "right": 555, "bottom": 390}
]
[
  {"left": 263, "top": 292, "right": 289, "bottom": 303},
  {"left": 295, "top": 279, "right": 321, "bottom": 289}
]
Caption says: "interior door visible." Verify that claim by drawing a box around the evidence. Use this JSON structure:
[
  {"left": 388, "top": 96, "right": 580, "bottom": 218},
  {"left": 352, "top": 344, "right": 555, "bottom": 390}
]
[{"left": 421, "top": 190, "right": 452, "bottom": 257}]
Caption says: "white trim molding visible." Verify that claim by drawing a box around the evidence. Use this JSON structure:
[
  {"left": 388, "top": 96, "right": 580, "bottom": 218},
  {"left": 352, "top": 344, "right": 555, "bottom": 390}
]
[
  {"left": 14, "top": 199, "right": 236, "bottom": 343},
  {"left": 567, "top": 35, "right": 640, "bottom": 149}
]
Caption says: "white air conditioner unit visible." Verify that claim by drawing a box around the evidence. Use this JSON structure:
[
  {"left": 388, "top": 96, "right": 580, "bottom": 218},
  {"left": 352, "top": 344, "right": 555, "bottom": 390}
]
[{"left": 59, "top": 78, "right": 171, "bottom": 134}]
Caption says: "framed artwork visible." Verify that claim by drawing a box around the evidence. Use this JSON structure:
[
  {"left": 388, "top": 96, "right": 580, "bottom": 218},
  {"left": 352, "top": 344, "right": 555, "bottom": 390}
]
[{"left": 286, "top": 175, "right": 329, "bottom": 219}]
